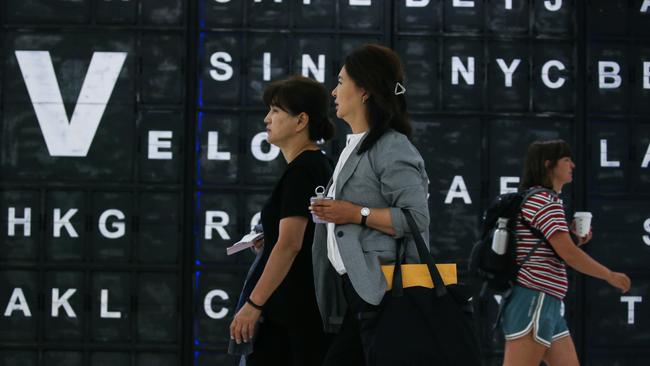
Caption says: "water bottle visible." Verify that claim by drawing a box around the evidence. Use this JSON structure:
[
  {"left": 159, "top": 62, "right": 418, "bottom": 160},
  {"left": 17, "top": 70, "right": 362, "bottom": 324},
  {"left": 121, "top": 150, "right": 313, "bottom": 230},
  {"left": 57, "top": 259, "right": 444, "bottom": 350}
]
[
  {"left": 491, "top": 218, "right": 509, "bottom": 255},
  {"left": 310, "top": 186, "right": 331, "bottom": 224}
]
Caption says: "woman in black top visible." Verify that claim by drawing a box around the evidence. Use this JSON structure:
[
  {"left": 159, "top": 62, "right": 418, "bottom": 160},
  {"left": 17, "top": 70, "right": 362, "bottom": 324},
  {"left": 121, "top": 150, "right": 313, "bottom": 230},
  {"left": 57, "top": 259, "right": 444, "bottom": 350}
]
[{"left": 229, "top": 76, "right": 335, "bottom": 366}]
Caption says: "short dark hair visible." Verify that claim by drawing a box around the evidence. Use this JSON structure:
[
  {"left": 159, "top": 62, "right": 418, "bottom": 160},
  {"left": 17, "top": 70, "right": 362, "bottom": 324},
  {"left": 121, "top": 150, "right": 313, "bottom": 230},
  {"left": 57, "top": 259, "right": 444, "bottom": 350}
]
[
  {"left": 262, "top": 75, "right": 335, "bottom": 142},
  {"left": 343, "top": 44, "right": 411, "bottom": 154},
  {"left": 520, "top": 139, "right": 573, "bottom": 191}
]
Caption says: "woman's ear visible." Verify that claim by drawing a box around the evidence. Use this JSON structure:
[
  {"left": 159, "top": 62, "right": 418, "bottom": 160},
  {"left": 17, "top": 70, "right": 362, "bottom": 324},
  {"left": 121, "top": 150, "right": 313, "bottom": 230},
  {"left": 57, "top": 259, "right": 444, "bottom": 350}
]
[
  {"left": 295, "top": 112, "right": 309, "bottom": 132},
  {"left": 544, "top": 160, "right": 551, "bottom": 169}
]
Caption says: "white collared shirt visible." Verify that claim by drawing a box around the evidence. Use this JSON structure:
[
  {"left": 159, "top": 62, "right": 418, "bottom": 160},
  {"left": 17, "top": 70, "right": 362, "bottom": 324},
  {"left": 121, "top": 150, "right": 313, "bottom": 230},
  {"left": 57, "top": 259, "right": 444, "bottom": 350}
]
[{"left": 326, "top": 132, "right": 367, "bottom": 275}]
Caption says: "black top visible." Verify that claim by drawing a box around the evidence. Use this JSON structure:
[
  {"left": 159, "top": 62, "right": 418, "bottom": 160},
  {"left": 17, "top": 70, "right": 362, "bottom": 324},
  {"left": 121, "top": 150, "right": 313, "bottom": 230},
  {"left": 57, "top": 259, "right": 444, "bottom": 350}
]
[{"left": 249, "top": 150, "right": 333, "bottom": 326}]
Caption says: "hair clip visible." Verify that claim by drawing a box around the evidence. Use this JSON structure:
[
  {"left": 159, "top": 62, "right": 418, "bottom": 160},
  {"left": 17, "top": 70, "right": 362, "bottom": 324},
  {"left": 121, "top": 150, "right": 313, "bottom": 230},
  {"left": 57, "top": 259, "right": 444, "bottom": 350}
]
[{"left": 394, "top": 82, "right": 406, "bottom": 95}]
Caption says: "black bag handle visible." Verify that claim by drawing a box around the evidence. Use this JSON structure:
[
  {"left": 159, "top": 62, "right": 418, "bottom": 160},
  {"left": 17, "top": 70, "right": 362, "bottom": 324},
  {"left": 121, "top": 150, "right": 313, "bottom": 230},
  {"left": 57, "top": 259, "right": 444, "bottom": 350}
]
[{"left": 391, "top": 208, "right": 447, "bottom": 298}]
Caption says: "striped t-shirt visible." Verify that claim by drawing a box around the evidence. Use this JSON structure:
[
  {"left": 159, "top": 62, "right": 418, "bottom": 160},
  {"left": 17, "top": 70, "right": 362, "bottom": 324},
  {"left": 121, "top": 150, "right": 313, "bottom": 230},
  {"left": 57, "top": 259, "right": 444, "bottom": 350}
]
[{"left": 515, "top": 188, "right": 569, "bottom": 299}]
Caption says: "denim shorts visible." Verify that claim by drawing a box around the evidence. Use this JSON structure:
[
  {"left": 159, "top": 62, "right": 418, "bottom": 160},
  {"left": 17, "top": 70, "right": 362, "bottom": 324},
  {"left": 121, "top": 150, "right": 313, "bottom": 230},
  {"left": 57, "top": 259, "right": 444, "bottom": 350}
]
[{"left": 501, "top": 285, "right": 570, "bottom": 347}]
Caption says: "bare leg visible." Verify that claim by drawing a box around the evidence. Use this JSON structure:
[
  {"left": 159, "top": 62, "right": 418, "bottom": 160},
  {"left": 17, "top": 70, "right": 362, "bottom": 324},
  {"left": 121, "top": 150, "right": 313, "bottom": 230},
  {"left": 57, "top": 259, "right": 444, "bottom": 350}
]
[
  {"left": 542, "top": 335, "right": 579, "bottom": 366},
  {"left": 503, "top": 332, "right": 547, "bottom": 366}
]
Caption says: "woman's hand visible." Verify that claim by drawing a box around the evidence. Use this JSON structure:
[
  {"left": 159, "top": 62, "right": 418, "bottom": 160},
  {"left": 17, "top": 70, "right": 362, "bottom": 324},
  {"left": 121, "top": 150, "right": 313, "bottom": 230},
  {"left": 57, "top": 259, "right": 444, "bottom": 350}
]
[
  {"left": 309, "top": 199, "right": 359, "bottom": 225},
  {"left": 251, "top": 237, "right": 264, "bottom": 253},
  {"left": 606, "top": 271, "right": 632, "bottom": 293},
  {"left": 570, "top": 220, "right": 592, "bottom": 246},
  {"left": 229, "top": 302, "right": 261, "bottom": 344}
]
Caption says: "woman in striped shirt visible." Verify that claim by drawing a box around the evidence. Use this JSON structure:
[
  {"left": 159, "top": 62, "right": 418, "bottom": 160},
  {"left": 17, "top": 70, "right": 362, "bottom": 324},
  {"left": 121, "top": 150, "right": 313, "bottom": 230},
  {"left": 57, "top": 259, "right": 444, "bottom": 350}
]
[{"left": 501, "top": 139, "right": 631, "bottom": 366}]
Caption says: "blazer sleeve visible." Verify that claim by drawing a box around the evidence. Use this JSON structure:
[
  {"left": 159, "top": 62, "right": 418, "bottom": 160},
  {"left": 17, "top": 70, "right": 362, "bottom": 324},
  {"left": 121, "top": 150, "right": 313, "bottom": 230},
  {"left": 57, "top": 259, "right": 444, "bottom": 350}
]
[{"left": 369, "top": 132, "right": 430, "bottom": 239}]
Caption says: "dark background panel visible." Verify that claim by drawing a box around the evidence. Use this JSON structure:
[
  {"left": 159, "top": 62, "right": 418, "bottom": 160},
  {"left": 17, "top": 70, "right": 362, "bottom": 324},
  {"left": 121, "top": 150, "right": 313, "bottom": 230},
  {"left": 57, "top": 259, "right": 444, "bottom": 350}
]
[
  {"left": 487, "top": 41, "right": 530, "bottom": 112},
  {"left": 1, "top": 103, "right": 135, "bottom": 181},
  {"left": 412, "top": 118, "right": 482, "bottom": 268},
  {"left": 194, "top": 351, "right": 240, "bottom": 366},
  {"left": 0, "top": 190, "right": 41, "bottom": 260},
  {"left": 246, "top": 0, "right": 289, "bottom": 28},
  {"left": 585, "top": 351, "right": 650, "bottom": 366},
  {"left": 242, "top": 113, "right": 286, "bottom": 185},
  {"left": 443, "top": 0, "right": 484, "bottom": 33},
  {"left": 5, "top": 0, "right": 90, "bottom": 24},
  {"left": 90, "top": 192, "right": 133, "bottom": 262},
  {"left": 587, "top": 120, "right": 629, "bottom": 194},
  {"left": 199, "top": 33, "right": 241, "bottom": 106},
  {"left": 0, "top": 351, "right": 37, "bottom": 366},
  {"left": 43, "top": 351, "right": 82, "bottom": 366},
  {"left": 634, "top": 120, "right": 650, "bottom": 191},
  {"left": 4, "top": 32, "right": 135, "bottom": 104},
  {"left": 246, "top": 34, "right": 289, "bottom": 107},
  {"left": 0, "top": 271, "right": 38, "bottom": 341},
  {"left": 631, "top": 0, "right": 650, "bottom": 36},
  {"left": 395, "top": 37, "right": 438, "bottom": 111},
  {"left": 532, "top": 41, "right": 575, "bottom": 112},
  {"left": 396, "top": 0, "right": 441, "bottom": 31},
  {"left": 90, "top": 272, "right": 131, "bottom": 342},
  {"left": 293, "top": 36, "right": 336, "bottom": 93},
  {"left": 442, "top": 39, "right": 484, "bottom": 110},
  {"left": 293, "top": 0, "right": 336, "bottom": 29},
  {"left": 634, "top": 45, "right": 650, "bottom": 113},
  {"left": 243, "top": 193, "right": 270, "bottom": 233},
  {"left": 197, "top": 112, "right": 239, "bottom": 185},
  {"left": 90, "top": 352, "right": 130, "bottom": 366},
  {"left": 533, "top": 0, "right": 574, "bottom": 35},
  {"left": 196, "top": 193, "right": 239, "bottom": 264},
  {"left": 137, "top": 273, "right": 179, "bottom": 342},
  {"left": 45, "top": 191, "right": 85, "bottom": 261},
  {"left": 585, "top": 198, "right": 650, "bottom": 270},
  {"left": 141, "top": 0, "right": 184, "bottom": 26},
  {"left": 137, "top": 353, "right": 179, "bottom": 366},
  {"left": 138, "top": 111, "right": 184, "bottom": 184},
  {"left": 137, "top": 192, "right": 181, "bottom": 264},
  {"left": 487, "top": 0, "right": 529, "bottom": 35},
  {"left": 584, "top": 275, "right": 650, "bottom": 348},
  {"left": 587, "top": 0, "right": 628, "bottom": 36},
  {"left": 487, "top": 118, "right": 573, "bottom": 199},
  {"left": 200, "top": 0, "right": 242, "bottom": 28},
  {"left": 339, "top": 0, "right": 383, "bottom": 31},
  {"left": 95, "top": 0, "right": 137, "bottom": 24},
  {"left": 140, "top": 34, "right": 185, "bottom": 105},
  {"left": 43, "top": 271, "right": 85, "bottom": 341},
  {"left": 194, "top": 270, "right": 247, "bottom": 346},
  {"left": 587, "top": 43, "right": 630, "bottom": 113}
]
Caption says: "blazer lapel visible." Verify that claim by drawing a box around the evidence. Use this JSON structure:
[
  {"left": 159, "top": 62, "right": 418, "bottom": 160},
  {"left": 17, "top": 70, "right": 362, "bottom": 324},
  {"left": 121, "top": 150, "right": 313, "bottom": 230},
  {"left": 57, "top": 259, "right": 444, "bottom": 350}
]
[{"left": 335, "top": 134, "right": 368, "bottom": 198}]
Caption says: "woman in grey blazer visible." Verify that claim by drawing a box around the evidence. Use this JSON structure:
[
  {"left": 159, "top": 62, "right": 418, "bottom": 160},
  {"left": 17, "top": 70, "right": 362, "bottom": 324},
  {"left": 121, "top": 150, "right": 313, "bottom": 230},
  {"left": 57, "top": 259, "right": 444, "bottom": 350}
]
[{"left": 309, "top": 44, "right": 430, "bottom": 366}]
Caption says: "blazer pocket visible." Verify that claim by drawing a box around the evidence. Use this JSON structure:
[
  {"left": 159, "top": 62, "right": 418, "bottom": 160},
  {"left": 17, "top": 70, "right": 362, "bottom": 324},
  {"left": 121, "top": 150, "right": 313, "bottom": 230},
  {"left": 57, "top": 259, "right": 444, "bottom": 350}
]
[{"left": 360, "top": 236, "right": 396, "bottom": 253}]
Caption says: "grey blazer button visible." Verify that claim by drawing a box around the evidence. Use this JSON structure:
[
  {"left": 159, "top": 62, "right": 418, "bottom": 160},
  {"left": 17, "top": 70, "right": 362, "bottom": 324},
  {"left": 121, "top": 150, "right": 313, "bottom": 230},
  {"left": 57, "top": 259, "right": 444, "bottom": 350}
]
[{"left": 337, "top": 231, "right": 344, "bottom": 238}]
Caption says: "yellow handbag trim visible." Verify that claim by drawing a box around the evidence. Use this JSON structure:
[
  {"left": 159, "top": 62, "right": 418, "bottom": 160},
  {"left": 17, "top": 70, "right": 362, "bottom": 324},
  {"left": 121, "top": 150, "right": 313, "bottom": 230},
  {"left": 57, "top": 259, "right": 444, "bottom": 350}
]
[{"left": 381, "top": 263, "right": 457, "bottom": 290}]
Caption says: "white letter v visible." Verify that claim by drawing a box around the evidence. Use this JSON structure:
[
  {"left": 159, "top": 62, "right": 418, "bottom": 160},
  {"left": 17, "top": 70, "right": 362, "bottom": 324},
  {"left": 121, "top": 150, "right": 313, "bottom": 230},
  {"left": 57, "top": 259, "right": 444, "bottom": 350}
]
[{"left": 15, "top": 51, "right": 127, "bottom": 157}]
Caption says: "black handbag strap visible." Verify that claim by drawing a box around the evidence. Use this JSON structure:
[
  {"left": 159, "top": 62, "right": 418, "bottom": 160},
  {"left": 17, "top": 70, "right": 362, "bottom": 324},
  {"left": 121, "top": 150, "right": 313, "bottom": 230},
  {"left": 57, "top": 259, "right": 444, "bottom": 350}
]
[{"left": 396, "top": 208, "right": 447, "bottom": 297}]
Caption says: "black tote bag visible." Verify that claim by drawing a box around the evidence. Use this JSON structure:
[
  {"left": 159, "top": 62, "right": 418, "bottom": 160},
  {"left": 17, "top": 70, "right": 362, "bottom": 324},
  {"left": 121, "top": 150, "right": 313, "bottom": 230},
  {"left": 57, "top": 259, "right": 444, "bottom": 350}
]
[{"left": 370, "top": 209, "right": 482, "bottom": 366}]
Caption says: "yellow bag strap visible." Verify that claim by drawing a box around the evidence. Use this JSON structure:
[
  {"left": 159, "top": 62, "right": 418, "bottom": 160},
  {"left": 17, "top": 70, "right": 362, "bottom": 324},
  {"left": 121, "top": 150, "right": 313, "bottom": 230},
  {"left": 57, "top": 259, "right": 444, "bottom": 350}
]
[{"left": 382, "top": 263, "right": 457, "bottom": 291}]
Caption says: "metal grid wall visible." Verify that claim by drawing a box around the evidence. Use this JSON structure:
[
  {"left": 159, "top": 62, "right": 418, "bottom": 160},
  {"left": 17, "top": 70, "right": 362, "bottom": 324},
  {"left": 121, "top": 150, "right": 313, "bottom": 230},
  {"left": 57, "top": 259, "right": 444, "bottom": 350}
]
[{"left": 1, "top": 1, "right": 649, "bottom": 365}]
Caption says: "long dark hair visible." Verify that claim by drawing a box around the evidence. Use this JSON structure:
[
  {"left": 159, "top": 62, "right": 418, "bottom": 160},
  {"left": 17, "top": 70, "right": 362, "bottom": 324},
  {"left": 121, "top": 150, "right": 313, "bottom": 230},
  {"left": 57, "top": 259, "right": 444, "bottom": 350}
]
[
  {"left": 343, "top": 44, "right": 411, "bottom": 154},
  {"left": 520, "top": 139, "right": 573, "bottom": 191},
  {"left": 263, "top": 75, "right": 335, "bottom": 142}
]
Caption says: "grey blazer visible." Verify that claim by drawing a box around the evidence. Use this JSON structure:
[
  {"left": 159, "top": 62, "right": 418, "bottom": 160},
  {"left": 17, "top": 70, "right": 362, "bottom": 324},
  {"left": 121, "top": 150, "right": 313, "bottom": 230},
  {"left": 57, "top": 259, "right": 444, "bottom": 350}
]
[{"left": 312, "top": 130, "right": 430, "bottom": 333}]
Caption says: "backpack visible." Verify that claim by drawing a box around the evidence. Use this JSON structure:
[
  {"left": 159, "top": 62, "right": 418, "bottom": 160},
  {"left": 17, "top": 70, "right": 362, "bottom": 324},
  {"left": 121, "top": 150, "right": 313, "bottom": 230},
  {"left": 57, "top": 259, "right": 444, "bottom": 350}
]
[
  {"left": 468, "top": 187, "right": 557, "bottom": 292},
  {"left": 467, "top": 187, "right": 558, "bottom": 337}
]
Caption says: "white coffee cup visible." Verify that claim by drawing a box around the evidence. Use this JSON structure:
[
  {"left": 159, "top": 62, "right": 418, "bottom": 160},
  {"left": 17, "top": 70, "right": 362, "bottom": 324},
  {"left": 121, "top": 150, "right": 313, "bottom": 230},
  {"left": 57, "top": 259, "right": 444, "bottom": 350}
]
[{"left": 573, "top": 211, "right": 593, "bottom": 237}]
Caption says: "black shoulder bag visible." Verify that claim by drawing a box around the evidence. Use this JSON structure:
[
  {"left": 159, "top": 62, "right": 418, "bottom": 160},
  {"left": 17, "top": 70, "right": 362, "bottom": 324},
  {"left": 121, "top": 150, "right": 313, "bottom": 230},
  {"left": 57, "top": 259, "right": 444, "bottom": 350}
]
[{"left": 370, "top": 209, "right": 483, "bottom": 366}]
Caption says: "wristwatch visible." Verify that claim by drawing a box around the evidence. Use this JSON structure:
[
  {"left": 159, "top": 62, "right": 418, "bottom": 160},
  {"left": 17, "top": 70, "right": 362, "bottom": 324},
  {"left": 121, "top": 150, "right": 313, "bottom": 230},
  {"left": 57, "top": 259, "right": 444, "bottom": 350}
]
[{"left": 360, "top": 207, "right": 370, "bottom": 226}]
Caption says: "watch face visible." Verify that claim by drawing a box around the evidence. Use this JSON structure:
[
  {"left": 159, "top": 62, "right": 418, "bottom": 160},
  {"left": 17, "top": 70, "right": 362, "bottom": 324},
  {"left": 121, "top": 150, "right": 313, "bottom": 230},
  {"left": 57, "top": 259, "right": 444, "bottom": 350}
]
[{"left": 361, "top": 207, "right": 370, "bottom": 216}]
